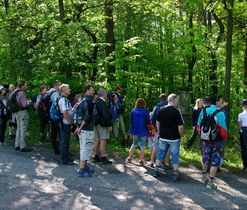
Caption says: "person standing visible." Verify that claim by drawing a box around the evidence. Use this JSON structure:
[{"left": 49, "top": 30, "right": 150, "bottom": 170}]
[
  {"left": 0, "top": 85, "right": 8, "bottom": 146},
  {"left": 6, "top": 84, "right": 16, "bottom": 140},
  {"left": 126, "top": 98, "right": 150, "bottom": 166},
  {"left": 36, "top": 85, "right": 50, "bottom": 142},
  {"left": 58, "top": 84, "right": 73, "bottom": 165},
  {"left": 74, "top": 84, "right": 95, "bottom": 177},
  {"left": 186, "top": 98, "right": 204, "bottom": 148},
  {"left": 150, "top": 93, "right": 172, "bottom": 169},
  {"left": 15, "top": 81, "right": 31, "bottom": 152},
  {"left": 153, "top": 94, "right": 184, "bottom": 181},
  {"left": 93, "top": 89, "right": 113, "bottom": 164},
  {"left": 238, "top": 99, "right": 247, "bottom": 172},
  {"left": 197, "top": 95, "right": 228, "bottom": 189},
  {"left": 47, "top": 80, "right": 61, "bottom": 155}
]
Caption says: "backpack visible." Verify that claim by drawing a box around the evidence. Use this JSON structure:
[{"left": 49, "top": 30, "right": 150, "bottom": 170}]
[
  {"left": 6, "top": 89, "right": 23, "bottom": 113},
  {"left": 30, "top": 94, "right": 37, "bottom": 111},
  {"left": 93, "top": 100, "right": 100, "bottom": 125},
  {"left": 49, "top": 95, "right": 64, "bottom": 121},
  {"left": 200, "top": 109, "right": 220, "bottom": 141},
  {"left": 41, "top": 90, "right": 56, "bottom": 114}
]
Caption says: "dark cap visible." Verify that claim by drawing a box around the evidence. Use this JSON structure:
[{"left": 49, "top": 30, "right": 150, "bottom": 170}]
[{"left": 242, "top": 99, "right": 247, "bottom": 106}]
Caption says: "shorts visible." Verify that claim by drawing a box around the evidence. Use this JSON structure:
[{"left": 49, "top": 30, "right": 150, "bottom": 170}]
[
  {"left": 156, "top": 139, "right": 180, "bottom": 164},
  {"left": 78, "top": 130, "right": 94, "bottom": 161},
  {"left": 132, "top": 135, "right": 146, "bottom": 148},
  {"left": 94, "top": 125, "right": 110, "bottom": 140},
  {"left": 153, "top": 132, "right": 159, "bottom": 151},
  {"left": 148, "top": 136, "right": 154, "bottom": 148},
  {"left": 202, "top": 141, "right": 223, "bottom": 167}
]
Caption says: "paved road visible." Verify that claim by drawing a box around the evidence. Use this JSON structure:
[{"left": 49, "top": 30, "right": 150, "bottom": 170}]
[{"left": 0, "top": 140, "right": 247, "bottom": 210}]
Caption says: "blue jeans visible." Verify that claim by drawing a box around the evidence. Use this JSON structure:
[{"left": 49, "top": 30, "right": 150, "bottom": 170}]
[
  {"left": 157, "top": 139, "right": 180, "bottom": 164},
  {"left": 58, "top": 122, "right": 71, "bottom": 164},
  {"left": 132, "top": 135, "right": 146, "bottom": 148}
]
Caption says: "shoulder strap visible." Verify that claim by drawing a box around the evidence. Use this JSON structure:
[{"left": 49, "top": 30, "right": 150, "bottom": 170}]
[{"left": 211, "top": 109, "right": 220, "bottom": 118}]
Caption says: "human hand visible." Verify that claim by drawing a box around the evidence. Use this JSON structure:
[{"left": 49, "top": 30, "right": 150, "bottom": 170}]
[{"left": 109, "top": 126, "right": 113, "bottom": 132}]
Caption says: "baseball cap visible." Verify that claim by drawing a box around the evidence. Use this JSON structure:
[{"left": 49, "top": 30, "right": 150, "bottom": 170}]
[
  {"left": 0, "top": 85, "right": 6, "bottom": 91},
  {"left": 242, "top": 99, "right": 247, "bottom": 106},
  {"left": 115, "top": 86, "right": 122, "bottom": 91}
]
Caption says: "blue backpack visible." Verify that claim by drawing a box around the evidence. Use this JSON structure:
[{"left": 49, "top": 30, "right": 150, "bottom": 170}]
[{"left": 49, "top": 96, "right": 64, "bottom": 121}]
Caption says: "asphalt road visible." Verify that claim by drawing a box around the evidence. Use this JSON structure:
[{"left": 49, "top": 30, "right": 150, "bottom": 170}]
[{"left": 0, "top": 140, "right": 247, "bottom": 210}]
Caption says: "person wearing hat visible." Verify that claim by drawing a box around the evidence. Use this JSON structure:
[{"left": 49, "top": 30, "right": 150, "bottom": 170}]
[
  {"left": 0, "top": 85, "right": 8, "bottom": 146},
  {"left": 238, "top": 99, "right": 247, "bottom": 172}
]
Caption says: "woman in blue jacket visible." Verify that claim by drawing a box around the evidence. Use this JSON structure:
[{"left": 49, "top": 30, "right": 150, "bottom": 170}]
[{"left": 126, "top": 98, "right": 150, "bottom": 166}]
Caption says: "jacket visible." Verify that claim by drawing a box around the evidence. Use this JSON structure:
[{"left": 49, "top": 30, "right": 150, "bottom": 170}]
[
  {"left": 129, "top": 108, "right": 150, "bottom": 136},
  {"left": 97, "top": 97, "right": 112, "bottom": 127},
  {"left": 80, "top": 94, "right": 94, "bottom": 131},
  {"left": 110, "top": 101, "right": 122, "bottom": 120},
  {"left": 152, "top": 101, "right": 168, "bottom": 129}
]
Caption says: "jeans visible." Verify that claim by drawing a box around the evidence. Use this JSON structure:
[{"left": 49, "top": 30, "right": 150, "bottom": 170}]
[
  {"left": 157, "top": 139, "right": 180, "bottom": 164},
  {"left": 15, "top": 110, "right": 29, "bottom": 149},
  {"left": 132, "top": 135, "right": 147, "bottom": 148},
  {"left": 58, "top": 122, "right": 71, "bottom": 164},
  {"left": 240, "top": 131, "right": 247, "bottom": 168}
]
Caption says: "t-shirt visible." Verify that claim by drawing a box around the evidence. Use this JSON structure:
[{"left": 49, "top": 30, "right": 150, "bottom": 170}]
[
  {"left": 238, "top": 110, "right": 247, "bottom": 132},
  {"left": 157, "top": 106, "right": 184, "bottom": 140},
  {"left": 58, "top": 96, "right": 73, "bottom": 125}
]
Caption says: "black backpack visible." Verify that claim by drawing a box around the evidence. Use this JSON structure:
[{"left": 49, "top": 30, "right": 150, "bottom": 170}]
[
  {"left": 30, "top": 94, "right": 38, "bottom": 111},
  {"left": 6, "top": 89, "right": 23, "bottom": 113},
  {"left": 200, "top": 109, "right": 220, "bottom": 141},
  {"left": 41, "top": 90, "right": 56, "bottom": 114}
]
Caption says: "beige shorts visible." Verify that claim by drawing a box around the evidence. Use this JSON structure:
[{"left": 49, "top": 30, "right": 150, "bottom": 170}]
[
  {"left": 94, "top": 124, "right": 110, "bottom": 140},
  {"left": 78, "top": 130, "right": 94, "bottom": 161}
]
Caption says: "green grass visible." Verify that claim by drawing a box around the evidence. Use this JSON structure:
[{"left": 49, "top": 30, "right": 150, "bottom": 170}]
[{"left": 20, "top": 110, "right": 245, "bottom": 175}]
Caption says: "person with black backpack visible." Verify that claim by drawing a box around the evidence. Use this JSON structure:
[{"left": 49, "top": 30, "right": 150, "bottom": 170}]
[
  {"left": 0, "top": 85, "right": 8, "bottom": 146},
  {"left": 14, "top": 81, "right": 31, "bottom": 152},
  {"left": 47, "top": 80, "right": 61, "bottom": 155},
  {"left": 197, "top": 95, "right": 228, "bottom": 189},
  {"left": 35, "top": 85, "right": 50, "bottom": 142}
]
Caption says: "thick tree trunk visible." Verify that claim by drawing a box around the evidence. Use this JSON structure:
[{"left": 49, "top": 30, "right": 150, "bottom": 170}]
[
  {"left": 244, "top": 34, "right": 247, "bottom": 86},
  {"left": 105, "top": 0, "right": 115, "bottom": 81}
]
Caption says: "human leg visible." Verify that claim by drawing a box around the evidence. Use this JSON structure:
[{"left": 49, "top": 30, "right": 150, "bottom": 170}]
[
  {"left": 119, "top": 115, "right": 126, "bottom": 137},
  {"left": 113, "top": 118, "right": 120, "bottom": 139},
  {"left": 16, "top": 110, "right": 29, "bottom": 149},
  {"left": 186, "top": 128, "right": 197, "bottom": 148},
  {"left": 240, "top": 132, "right": 247, "bottom": 169},
  {"left": 50, "top": 120, "right": 60, "bottom": 154},
  {"left": 15, "top": 113, "right": 21, "bottom": 148},
  {"left": 139, "top": 136, "right": 147, "bottom": 163},
  {"left": 58, "top": 122, "right": 71, "bottom": 164},
  {"left": 126, "top": 135, "right": 139, "bottom": 161}
]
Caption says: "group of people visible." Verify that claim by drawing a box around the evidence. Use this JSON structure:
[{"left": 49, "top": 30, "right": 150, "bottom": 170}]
[{"left": 1, "top": 81, "right": 246, "bottom": 189}]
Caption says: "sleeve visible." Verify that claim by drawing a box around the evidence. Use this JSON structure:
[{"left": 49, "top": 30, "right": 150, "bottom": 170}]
[
  {"left": 238, "top": 113, "right": 242, "bottom": 123},
  {"left": 101, "top": 102, "right": 112, "bottom": 126},
  {"left": 196, "top": 110, "right": 203, "bottom": 133},
  {"left": 83, "top": 100, "right": 93, "bottom": 123},
  {"left": 216, "top": 111, "right": 228, "bottom": 139},
  {"left": 176, "top": 109, "right": 184, "bottom": 126},
  {"left": 191, "top": 109, "right": 197, "bottom": 126},
  {"left": 152, "top": 106, "right": 157, "bottom": 126},
  {"left": 59, "top": 98, "right": 69, "bottom": 112},
  {"left": 110, "top": 103, "right": 118, "bottom": 120}
]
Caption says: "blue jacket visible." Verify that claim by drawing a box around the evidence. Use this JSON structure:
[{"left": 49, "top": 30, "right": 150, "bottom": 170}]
[
  {"left": 110, "top": 101, "right": 122, "bottom": 120},
  {"left": 152, "top": 101, "right": 168, "bottom": 129},
  {"left": 129, "top": 108, "right": 150, "bottom": 136}
]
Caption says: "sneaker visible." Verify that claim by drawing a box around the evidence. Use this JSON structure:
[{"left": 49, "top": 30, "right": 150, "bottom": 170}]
[
  {"left": 164, "top": 164, "right": 173, "bottom": 170},
  {"left": 78, "top": 169, "right": 92, "bottom": 178},
  {"left": 201, "top": 177, "right": 209, "bottom": 184},
  {"left": 139, "top": 161, "right": 144, "bottom": 166},
  {"left": 20, "top": 148, "right": 32, "bottom": 152},
  {"left": 153, "top": 170, "right": 159, "bottom": 177},
  {"left": 126, "top": 158, "right": 131, "bottom": 163},
  {"left": 86, "top": 166, "right": 95, "bottom": 174},
  {"left": 8, "top": 135, "right": 15, "bottom": 140},
  {"left": 206, "top": 182, "right": 217, "bottom": 189},
  {"left": 101, "top": 157, "right": 113, "bottom": 165},
  {"left": 173, "top": 174, "right": 184, "bottom": 181},
  {"left": 61, "top": 160, "right": 74, "bottom": 165},
  {"left": 15, "top": 147, "right": 20, "bottom": 150},
  {"left": 93, "top": 155, "right": 101, "bottom": 163},
  {"left": 149, "top": 162, "right": 154, "bottom": 168}
]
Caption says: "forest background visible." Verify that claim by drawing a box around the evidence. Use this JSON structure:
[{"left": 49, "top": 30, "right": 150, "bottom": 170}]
[{"left": 0, "top": 0, "right": 247, "bottom": 170}]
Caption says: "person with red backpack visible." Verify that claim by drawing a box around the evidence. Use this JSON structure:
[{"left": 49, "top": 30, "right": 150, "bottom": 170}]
[{"left": 35, "top": 85, "right": 50, "bottom": 142}]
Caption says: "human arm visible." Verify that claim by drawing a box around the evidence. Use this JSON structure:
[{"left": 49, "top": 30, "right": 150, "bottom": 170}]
[
  {"left": 178, "top": 125, "right": 184, "bottom": 138},
  {"left": 63, "top": 110, "right": 72, "bottom": 125}
]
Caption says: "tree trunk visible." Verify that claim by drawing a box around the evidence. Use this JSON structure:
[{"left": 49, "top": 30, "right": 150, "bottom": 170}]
[
  {"left": 224, "top": 0, "right": 234, "bottom": 123},
  {"left": 244, "top": 34, "right": 247, "bottom": 86},
  {"left": 105, "top": 0, "right": 115, "bottom": 81}
]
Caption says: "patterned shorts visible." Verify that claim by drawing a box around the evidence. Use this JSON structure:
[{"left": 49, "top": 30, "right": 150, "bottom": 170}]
[{"left": 202, "top": 141, "right": 223, "bottom": 167}]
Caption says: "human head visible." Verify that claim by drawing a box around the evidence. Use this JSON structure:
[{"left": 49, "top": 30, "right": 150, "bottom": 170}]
[
  {"left": 53, "top": 80, "right": 61, "bottom": 90},
  {"left": 40, "top": 85, "right": 47, "bottom": 93},
  {"left": 115, "top": 86, "right": 122, "bottom": 93},
  {"left": 210, "top": 94, "right": 223, "bottom": 106},
  {"left": 59, "top": 84, "right": 71, "bottom": 97},
  {"left": 194, "top": 98, "right": 203, "bottom": 109},
  {"left": 17, "top": 81, "right": 27, "bottom": 90},
  {"left": 168, "top": 93, "right": 179, "bottom": 107},
  {"left": 242, "top": 99, "right": 247, "bottom": 109},
  {"left": 9, "top": 84, "right": 15, "bottom": 91},
  {"left": 97, "top": 89, "right": 107, "bottom": 100},
  {"left": 75, "top": 94, "right": 81, "bottom": 102},
  {"left": 159, "top": 93, "right": 167, "bottom": 102},
  {"left": 134, "top": 98, "right": 146, "bottom": 109},
  {"left": 203, "top": 96, "right": 211, "bottom": 107},
  {"left": 110, "top": 94, "right": 118, "bottom": 102},
  {"left": 84, "top": 84, "right": 95, "bottom": 97},
  {"left": 0, "top": 85, "right": 6, "bottom": 95}
]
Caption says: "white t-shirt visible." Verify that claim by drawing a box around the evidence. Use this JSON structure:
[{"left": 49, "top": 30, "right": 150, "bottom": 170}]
[
  {"left": 238, "top": 110, "right": 247, "bottom": 132},
  {"left": 58, "top": 96, "right": 72, "bottom": 125}
]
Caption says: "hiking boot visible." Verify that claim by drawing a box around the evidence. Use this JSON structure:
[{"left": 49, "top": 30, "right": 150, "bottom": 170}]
[
  {"left": 54, "top": 150, "right": 60, "bottom": 155},
  {"left": 61, "top": 160, "right": 74, "bottom": 165},
  {"left": 20, "top": 148, "right": 32, "bottom": 152},
  {"left": 8, "top": 135, "right": 15, "bottom": 140},
  {"left": 101, "top": 157, "right": 113, "bottom": 165},
  {"left": 173, "top": 174, "right": 184, "bottom": 181},
  {"left": 153, "top": 170, "right": 159, "bottom": 177},
  {"left": 78, "top": 169, "right": 92, "bottom": 178},
  {"left": 201, "top": 177, "right": 209, "bottom": 184},
  {"left": 93, "top": 155, "right": 101, "bottom": 163},
  {"left": 206, "top": 182, "right": 217, "bottom": 189},
  {"left": 40, "top": 136, "right": 49, "bottom": 142},
  {"left": 164, "top": 164, "right": 173, "bottom": 170}
]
